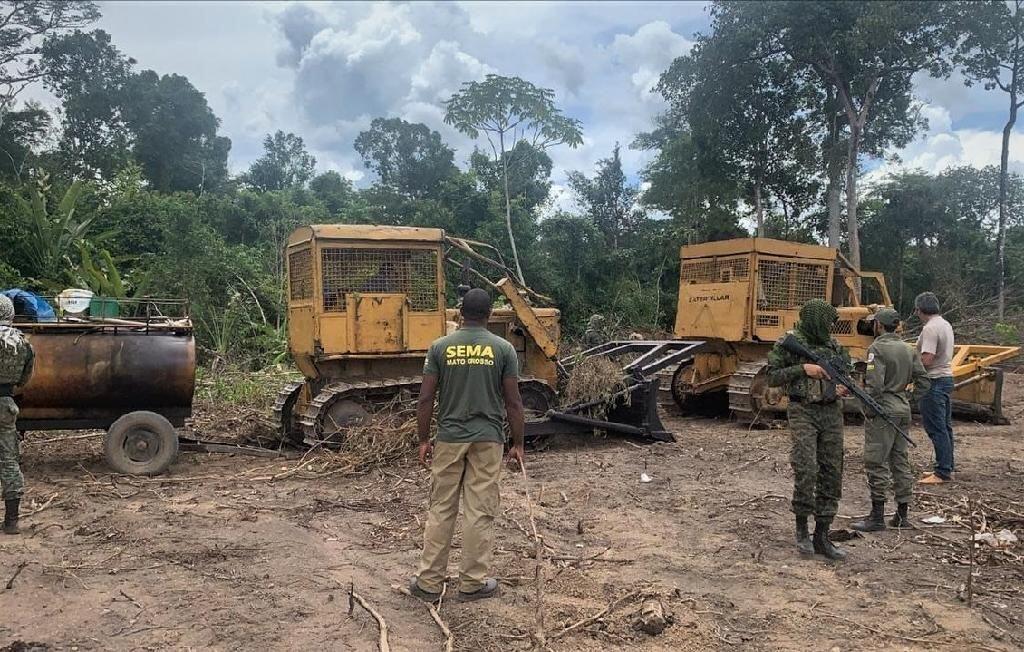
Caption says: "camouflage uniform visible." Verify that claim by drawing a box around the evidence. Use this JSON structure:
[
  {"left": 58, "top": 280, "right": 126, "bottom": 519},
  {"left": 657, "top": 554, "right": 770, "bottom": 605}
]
[
  {"left": 0, "top": 295, "right": 34, "bottom": 534},
  {"left": 581, "top": 314, "right": 606, "bottom": 350},
  {"left": 767, "top": 299, "right": 850, "bottom": 558}
]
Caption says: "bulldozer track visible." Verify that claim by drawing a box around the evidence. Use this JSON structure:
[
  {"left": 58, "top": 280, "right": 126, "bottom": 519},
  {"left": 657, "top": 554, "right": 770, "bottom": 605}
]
[
  {"left": 296, "top": 376, "right": 557, "bottom": 446},
  {"left": 727, "top": 361, "right": 765, "bottom": 421},
  {"left": 272, "top": 381, "right": 304, "bottom": 444},
  {"left": 299, "top": 377, "right": 422, "bottom": 446}
]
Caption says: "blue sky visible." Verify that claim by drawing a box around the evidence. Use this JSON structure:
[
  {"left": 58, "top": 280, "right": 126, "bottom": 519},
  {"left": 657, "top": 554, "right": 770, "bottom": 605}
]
[{"left": 80, "top": 1, "right": 1024, "bottom": 203}]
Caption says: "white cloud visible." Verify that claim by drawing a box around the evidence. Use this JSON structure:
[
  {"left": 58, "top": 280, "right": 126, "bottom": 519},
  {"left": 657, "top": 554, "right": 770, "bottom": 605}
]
[
  {"left": 407, "top": 40, "right": 494, "bottom": 105},
  {"left": 869, "top": 102, "right": 1024, "bottom": 185},
  {"left": 610, "top": 21, "right": 694, "bottom": 100},
  {"left": 84, "top": 1, "right": 1022, "bottom": 196},
  {"left": 538, "top": 41, "right": 587, "bottom": 97}
]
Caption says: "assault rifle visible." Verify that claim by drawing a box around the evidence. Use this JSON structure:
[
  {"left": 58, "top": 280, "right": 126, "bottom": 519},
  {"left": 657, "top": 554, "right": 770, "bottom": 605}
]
[{"left": 780, "top": 333, "right": 916, "bottom": 447}]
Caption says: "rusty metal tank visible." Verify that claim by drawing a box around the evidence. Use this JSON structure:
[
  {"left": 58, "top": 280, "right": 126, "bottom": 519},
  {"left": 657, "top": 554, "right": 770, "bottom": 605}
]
[
  {"left": 17, "top": 327, "right": 195, "bottom": 430},
  {"left": 10, "top": 298, "right": 195, "bottom": 431}
]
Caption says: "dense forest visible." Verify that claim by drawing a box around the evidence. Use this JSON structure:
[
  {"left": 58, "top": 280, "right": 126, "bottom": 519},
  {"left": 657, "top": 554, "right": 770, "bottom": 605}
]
[{"left": 3, "top": 1, "right": 1024, "bottom": 367}]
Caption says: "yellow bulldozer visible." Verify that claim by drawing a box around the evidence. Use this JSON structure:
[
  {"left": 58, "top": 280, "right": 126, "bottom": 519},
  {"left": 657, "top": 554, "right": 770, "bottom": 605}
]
[
  {"left": 274, "top": 224, "right": 696, "bottom": 445},
  {"left": 664, "top": 237, "right": 1019, "bottom": 423}
]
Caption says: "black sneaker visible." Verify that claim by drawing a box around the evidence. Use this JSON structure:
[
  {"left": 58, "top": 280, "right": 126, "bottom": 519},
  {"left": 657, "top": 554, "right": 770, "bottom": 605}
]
[
  {"left": 458, "top": 578, "right": 499, "bottom": 602},
  {"left": 408, "top": 577, "right": 442, "bottom": 603}
]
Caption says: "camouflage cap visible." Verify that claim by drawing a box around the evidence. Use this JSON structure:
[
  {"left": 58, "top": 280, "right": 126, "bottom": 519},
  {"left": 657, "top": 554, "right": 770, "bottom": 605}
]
[
  {"left": 867, "top": 308, "right": 901, "bottom": 328},
  {"left": 0, "top": 295, "right": 12, "bottom": 325}
]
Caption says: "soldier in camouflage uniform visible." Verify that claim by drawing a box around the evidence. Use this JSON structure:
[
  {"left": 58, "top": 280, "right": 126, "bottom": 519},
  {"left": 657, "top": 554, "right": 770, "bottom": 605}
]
[
  {"left": 581, "top": 314, "right": 606, "bottom": 350},
  {"left": 767, "top": 299, "right": 851, "bottom": 560},
  {"left": 850, "top": 309, "right": 930, "bottom": 533},
  {"left": 0, "top": 295, "right": 34, "bottom": 535}
]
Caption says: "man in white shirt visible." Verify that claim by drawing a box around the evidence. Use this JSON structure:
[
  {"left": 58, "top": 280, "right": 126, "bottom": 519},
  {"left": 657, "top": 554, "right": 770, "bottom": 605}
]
[{"left": 914, "top": 292, "right": 955, "bottom": 484}]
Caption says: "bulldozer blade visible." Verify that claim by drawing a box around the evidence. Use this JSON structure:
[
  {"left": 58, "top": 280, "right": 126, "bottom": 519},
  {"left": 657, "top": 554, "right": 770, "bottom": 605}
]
[
  {"left": 602, "top": 377, "right": 673, "bottom": 442},
  {"left": 525, "top": 377, "right": 674, "bottom": 443}
]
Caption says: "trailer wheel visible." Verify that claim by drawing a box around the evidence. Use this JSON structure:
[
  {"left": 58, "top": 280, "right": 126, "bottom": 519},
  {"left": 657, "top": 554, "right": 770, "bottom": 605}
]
[{"left": 105, "top": 411, "right": 179, "bottom": 476}]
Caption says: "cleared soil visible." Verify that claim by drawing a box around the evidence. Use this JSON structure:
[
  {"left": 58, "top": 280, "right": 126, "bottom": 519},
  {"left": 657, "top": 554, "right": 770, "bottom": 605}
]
[{"left": 2, "top": 376, "right": 1023, "bottom": 651}]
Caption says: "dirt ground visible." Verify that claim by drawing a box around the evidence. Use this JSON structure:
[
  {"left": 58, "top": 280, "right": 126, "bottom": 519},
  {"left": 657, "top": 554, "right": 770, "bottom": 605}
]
[{"left": 2, "top": 377, "right": 1023, "bottom": 651}]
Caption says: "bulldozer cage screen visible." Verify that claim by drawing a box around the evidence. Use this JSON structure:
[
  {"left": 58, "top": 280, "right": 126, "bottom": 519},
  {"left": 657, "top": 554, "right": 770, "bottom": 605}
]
[
  {"left": 680, "top": 256, "right": 750, "bottom": 284},
  {"left": 755, "top": 258, "right": 829, "bottom": 311},
  {"left": 313, "top": 247, "right": 439, "bottom": 312}
]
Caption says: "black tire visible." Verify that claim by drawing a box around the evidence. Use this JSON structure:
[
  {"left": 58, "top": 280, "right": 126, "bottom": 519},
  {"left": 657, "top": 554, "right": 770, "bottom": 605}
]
[{"left": 104, "top": 411, "right": 179, "bottom": 476}]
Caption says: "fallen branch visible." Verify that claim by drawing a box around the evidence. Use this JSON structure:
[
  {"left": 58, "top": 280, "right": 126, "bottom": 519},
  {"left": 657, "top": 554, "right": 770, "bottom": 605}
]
[
  {"left": 29, "top": 432, "right": 103, "bottom": 445},
  {"left": 721, "top": 454, "right": 770, "bottom": 477},
  {"left": 392, "top": 585, "right": 454, "bottom": 652},
  {"left": 25, "top": 492, "right": 60, "bottom": 517},
  {"left": 269, "top": 442, "right": 326, "bottom": 482},
  {"left": 348, "top": 583, "right": 391, "bottom": 652},
  {"left": 551, "top": 590, "right": 644, "bottom": 641},
  {"left": 547, "top": 547, "right": 633, "bottom": 566},
  {"left": 968, "top": 499, "right": 976, "bottom": 608},
  {"left": 6, "top": 561, "right": 28, "bottom": 590},
  {"left": 518, "top": 460, "right": 546, "bottom": 650}
]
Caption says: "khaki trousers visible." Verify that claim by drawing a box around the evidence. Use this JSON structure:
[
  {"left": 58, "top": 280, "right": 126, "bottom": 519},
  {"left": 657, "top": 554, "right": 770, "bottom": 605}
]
[{"left": 416, "top": 442, "right": 502, "bottom": 593}]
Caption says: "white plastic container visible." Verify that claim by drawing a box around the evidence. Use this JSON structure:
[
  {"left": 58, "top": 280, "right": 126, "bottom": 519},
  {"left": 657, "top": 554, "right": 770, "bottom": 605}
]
[{"left": 57, "top": 288, "right": 94, "bottom": 314}]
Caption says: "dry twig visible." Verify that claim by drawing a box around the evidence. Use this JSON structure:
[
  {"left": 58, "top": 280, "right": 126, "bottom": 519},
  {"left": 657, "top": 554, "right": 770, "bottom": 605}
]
[
  {"left": 348, "top": 582, "right": 391, "bottom": 652},
  {"left": 550, "top": 590, "right": 644, "bottom": 641},
  {"left": 968, "top": 498, "right": 976, "bottom": 608},
  {"left": 5, "top": 561, "right": 28, "bottom": 590},
  {"left": 393, "top": 585, "right": 454, "bottom": 652},
  {"left": 518, "top": 459, "right": 547, "bottom": 650},
  {"left": 25, "top": 492, "right": 60, "bottom": 516}
]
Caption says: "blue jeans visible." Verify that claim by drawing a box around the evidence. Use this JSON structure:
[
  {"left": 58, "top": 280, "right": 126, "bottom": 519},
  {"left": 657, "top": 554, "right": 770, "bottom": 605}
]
[{"left": 919, "top": 376, "right": 954, "bottom": 478}]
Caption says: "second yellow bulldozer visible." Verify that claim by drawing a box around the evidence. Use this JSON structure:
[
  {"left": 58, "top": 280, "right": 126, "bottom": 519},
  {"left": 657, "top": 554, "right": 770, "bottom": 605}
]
[{"left": 667, "top": 237, "right": 1019, "bottom": 423}]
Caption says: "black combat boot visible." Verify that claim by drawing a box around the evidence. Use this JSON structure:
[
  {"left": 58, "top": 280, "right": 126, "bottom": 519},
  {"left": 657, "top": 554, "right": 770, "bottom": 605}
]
[
  {"left": 795, "top": 515, "right": 814, "bottom": 554},
  {"left": 3, "top": 498, "right": 19, "bottom": 535},
  {"left": 889, "top": 502, "right": 911, "bottom": 528},
  {"left": 851, "top": 501, "right": 886, "bottom": 532},
  {"left": 812, "top": 519, "right": 847, "bottom": 560}
]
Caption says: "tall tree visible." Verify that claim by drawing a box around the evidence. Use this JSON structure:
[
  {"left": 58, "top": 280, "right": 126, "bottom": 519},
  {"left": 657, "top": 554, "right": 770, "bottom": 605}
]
[
  {"left": 735, "top": 0, "right": 952, "bottom": 269},
  {"left": 245, "top": 130, "right": 316, "bottom": 192},
  {"left": 445, "top": 74, "right": 583, "bottom": 282},
  {"left": 122, "top": 70, "right": 231, "bottom": 193},
  {"left": 470, "top": 140, "right": 553, "bottom": 212},
  {"left": 633, "top": 115, "right": 747, "bottom": 243},
  {"left": 0, "top": 102, "right": 49, "bottom": 182},
  {"left": 567, "top": 144, "right": 643, "bottom": 249},
  {"left": 309, "top": 170, "right": 358, "bottom": 216},
  {"left": 949, "top": 0, "right": 1024, "bottom": 319},
  {"left": 41, "top": 29, "right": 135, "bottom": 179},
  {"left": 860, "top": 167, "right": 1012, "bottom": 312},
  {"left": 354, "top": 118, "right": 457, "bottom": 199},
  {"left": 656, "top": 22, "right": 818, "bottom": 238},
  {"left": 0, "top": 1, "right": 100, "bottom": 127}
]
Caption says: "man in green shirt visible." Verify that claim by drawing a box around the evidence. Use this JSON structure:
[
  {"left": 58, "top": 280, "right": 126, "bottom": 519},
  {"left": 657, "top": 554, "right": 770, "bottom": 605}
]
[
  {"left": 410, "top": 288, "right": 525, "bottom": 602},
  {"left": 851, "top": 308, "right": 930, "bottom": 532}
]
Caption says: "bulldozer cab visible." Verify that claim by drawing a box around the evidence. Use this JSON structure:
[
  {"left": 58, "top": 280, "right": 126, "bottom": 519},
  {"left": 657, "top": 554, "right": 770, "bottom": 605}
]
[
  {"left": 675, "top": 238, "right": 890, "bottom": 355},
  {"left": 286, "top": 225, "right": 447, "bottom": 378}
]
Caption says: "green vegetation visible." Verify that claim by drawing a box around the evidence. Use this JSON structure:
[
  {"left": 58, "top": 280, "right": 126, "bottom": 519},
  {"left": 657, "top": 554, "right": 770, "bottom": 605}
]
[{"left": 2, "top": 1, "right": 1024, "bottom": 370}]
